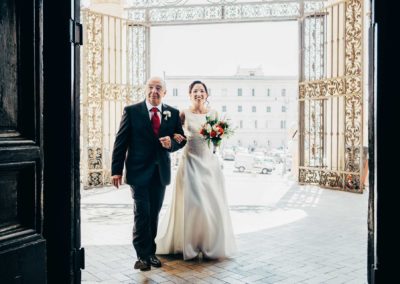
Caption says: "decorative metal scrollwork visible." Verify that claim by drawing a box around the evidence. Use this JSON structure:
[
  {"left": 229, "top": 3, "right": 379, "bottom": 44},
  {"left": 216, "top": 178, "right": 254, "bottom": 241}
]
[
  {"left": 299, "top": 0, "right": 364, "bottom": 192},
  {"left": 126, "top": 0, "right": 326, "bottom": 24},
  {"left": 125, "top": 0, "right": 324, "bottom": 9},
  {"left": 81, "top": 10, "right": 147, "bottom": 187},
  {"left": 82, "top": 0, "right": 369, "bottom": 194},
  {"left": 299, "top": 168, "right": 361, "bottom": 193}
]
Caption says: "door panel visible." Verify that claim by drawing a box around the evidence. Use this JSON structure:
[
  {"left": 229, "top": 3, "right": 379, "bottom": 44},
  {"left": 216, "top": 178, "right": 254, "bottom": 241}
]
[
  {"left": 0, "top": 0, "right": 46, "bottom": 282},
  {"left": 41, "top": 0, "right": 83, "bottom": 282}
]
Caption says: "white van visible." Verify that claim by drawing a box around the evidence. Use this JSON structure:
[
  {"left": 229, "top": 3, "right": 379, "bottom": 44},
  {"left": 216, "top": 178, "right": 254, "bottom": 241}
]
[
  {"left": 253, "top": 156, "right": 275, "bottom": 174},
  {"left": 234, "top": 153, "right": 257, "bottom": 172}
]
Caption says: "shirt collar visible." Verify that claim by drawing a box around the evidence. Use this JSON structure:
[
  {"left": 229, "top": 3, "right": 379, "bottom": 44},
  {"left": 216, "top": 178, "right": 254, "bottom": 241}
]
[{"left": 146, "top": 100, "right": 162, "bottom": 113}]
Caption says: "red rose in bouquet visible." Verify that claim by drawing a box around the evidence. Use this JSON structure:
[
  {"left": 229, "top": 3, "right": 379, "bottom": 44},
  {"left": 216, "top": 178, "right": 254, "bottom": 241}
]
[{"left": 199, "top": 113, "right": 235, "bottom": 153}]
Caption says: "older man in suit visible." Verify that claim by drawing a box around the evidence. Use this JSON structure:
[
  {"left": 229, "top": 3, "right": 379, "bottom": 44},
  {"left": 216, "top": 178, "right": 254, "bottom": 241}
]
[{"left": 111, "top": 76, "right": 186, "bottom": 271}]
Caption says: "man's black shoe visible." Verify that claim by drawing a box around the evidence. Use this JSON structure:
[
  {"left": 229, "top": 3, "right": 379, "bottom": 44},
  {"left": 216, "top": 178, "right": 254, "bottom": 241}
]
[
  {"left": 149, "top": 255, "right": 162, "bottom": 267},
  {"left": 134, "top": 258, "right": 151, "bottom": 271}
]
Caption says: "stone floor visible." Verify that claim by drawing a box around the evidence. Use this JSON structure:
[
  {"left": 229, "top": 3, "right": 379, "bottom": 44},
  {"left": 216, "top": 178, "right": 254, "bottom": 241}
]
[{"left": 81, "top": 166, "right": 368, "bottom": 284}]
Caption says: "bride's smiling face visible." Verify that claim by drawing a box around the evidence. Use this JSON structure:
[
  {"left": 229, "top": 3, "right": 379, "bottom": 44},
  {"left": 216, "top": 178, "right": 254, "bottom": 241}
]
[{"left": 189, "top": 83, "right": 208, "bottom": 106}]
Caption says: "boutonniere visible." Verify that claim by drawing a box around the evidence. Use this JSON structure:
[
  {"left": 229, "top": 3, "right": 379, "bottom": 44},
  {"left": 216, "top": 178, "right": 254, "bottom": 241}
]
[{"left": 163, "top": 110, "right": 171, "bottom": 121}]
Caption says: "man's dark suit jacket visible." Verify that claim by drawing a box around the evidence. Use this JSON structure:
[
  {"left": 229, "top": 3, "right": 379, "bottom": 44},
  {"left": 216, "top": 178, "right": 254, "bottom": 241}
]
[{"left": 111, "top": 100, "right": 186, "bottom": 186}]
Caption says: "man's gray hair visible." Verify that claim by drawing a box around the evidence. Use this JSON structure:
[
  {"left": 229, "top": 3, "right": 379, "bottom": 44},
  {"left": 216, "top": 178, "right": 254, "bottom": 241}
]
[{"left": 146, "top": 76, "right": 166, "bottom": 91}]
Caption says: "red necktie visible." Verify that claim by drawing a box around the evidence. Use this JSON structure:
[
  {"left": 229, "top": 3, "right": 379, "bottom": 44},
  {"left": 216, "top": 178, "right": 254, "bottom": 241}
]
[{"left": 151, "top": 107, "right": 160, "bottom": 136}]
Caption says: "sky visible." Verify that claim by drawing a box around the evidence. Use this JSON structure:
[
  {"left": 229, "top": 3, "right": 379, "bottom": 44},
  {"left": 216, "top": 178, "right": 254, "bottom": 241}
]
[{"left": 150, "top": 21, "right": 299, "bottom": 77}]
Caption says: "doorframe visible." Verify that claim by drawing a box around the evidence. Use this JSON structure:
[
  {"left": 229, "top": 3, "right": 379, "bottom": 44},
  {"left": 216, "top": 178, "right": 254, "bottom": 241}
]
[
  {"left": 367, "top": 9, "right": 376, "bottom": 283},
  {"left": 42, "top": 0, "right": 83, "bottom": 282},
  {"left": 35, "top": 0, "right": 400, "bottom": 282},
  {"left": 370, "top": 0, "right": 397, "bottom": 282}
]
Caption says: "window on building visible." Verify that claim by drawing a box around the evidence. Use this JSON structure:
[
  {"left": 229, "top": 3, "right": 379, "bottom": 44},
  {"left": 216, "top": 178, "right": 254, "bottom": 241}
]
[
  {"left": 280, "top": 120, "right": 286, "bottom": 129},
  {"left": 266, "top": 106, "right": 271, "bottom": 112},
  {"left": 237, "top": 88, "right": 242, "bottom": 96},
  {"left": 265, "top": 121, "right": 269, "bottom": 128},
  {"left": 267, "top": 88, "right": 271, "bottom": 96},
  {"left": 252, "top": 88, "right": 255, "bottom": 96},
  {"left": 252, "top": 106, "right": 256, "bottom": 112},
  {"left": 249, "top": 71, "right": 255, "bottom": 76},
  {"left": 281, "top": 88, "right": 286, "bottom": 96},
  {"left": 239, "top": 120, "right": 243, "bottom": 128},
  {"left": 173, "top": 88, "right": 178, "bottom": 96},
  {"left": 238, "top": 105, "right": 242, "bottom": 112},
  {"left": 282, "top": 106, "right": 286, "bottom": 112},
  {"left": 222, "top": 105, "right": 227, "bottom": 112},
  {"left": 254, "top": 120, "right": 258, "bottom": 129},
  {"left": 208, "top": 88, "right": 211, "bottom": 96}
]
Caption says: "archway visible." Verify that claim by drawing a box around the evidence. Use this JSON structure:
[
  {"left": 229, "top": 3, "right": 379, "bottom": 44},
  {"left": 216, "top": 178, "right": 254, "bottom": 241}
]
[{"left": 79, "top": 0, "right": 371, "bottom": 283}]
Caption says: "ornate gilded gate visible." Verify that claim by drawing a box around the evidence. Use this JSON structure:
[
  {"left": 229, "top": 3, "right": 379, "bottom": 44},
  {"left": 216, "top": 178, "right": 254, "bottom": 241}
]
[
  {"left": 80, "top": 9, "right": 149, "bottom": 187},
  {"left": 298, "top": 0, "right": 364, "bottom": 192},
  {"left": 80, "top": 0, "right": 328, "bottom": 188},
  {"left": 80, "top": 0, "right": 367, "bottom": 190}
]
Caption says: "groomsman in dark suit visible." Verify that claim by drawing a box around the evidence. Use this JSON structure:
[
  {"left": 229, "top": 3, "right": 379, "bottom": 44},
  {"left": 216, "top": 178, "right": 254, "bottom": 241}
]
[{"left": 111, "top": 76, "right": 186, "bottom": 271}]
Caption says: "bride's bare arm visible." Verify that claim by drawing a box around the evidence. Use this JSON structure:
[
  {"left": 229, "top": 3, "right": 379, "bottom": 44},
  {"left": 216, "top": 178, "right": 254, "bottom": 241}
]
[
  {"left": 179, "top": 110, "right": 185, "bottom": 126},
  {"left": 173, "top": 111, "right": 186, "bottom": 143}
]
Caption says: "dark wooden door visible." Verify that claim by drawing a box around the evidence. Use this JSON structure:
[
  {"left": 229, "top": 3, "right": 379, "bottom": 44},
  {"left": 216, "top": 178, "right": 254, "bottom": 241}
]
[
  {"left": 1, "top": 0, "right": 84, "bottom": 283},
  {"left": 0, "top": 0, "right": 47, "bottom": 282},
  {"left": 42, "top": 0, "right": 84, "bottom": 282}
]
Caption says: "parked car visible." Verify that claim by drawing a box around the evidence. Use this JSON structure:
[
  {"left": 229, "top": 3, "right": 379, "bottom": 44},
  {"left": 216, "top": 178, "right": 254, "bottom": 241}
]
[
  {"left": 222, "top": 148, "right": 235, "bottom": 161},
  {"left": 283, "top": 157, "right": 292, "bottom": 172},
  {"left": 270, "top": 153, "right": 283, "bottom": 163},
  {"left": 264, "top": 156, "right": 277, "bottom": 170},
  {"left": 252, "top": 151, "right": 265, "bottom": 158},
  {"left": 234, "top": 153, "right": 257, "bottom": 172},
  {"left": 234, "top": 146, "right": 248, "bottom": 154},
  {"left": 269, "top": 148, "right": 284, "bottom": 162},
  {"left": 254, "top": 157, "right": 275, "bottom": 174}
]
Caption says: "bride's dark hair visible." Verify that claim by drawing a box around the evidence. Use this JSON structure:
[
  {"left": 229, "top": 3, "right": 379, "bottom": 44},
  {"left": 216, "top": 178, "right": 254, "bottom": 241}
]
[{"left": 189, "top": 80, "right": 208, "bottom": 94}]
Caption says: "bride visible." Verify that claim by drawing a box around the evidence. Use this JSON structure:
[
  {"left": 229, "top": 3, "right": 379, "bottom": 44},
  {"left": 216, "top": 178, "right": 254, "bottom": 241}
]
[{"left": 155, "top": 80, "right": 237, "bottom": 260}]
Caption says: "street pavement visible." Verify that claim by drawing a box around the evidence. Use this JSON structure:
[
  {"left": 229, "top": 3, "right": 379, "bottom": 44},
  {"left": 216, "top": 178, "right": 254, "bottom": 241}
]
[{"left": 81, "top": 161, "right": 368, "bottom": 283}]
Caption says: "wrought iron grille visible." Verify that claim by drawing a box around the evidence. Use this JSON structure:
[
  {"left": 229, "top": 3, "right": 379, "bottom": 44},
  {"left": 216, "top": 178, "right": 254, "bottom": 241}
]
[
  {"left": 298, "top": 0, "right": 364, "bottom": 192},
  {"left": 125, "top": 0, "right": 326, "bottom": 25},
  {"left": 79, "top": 0, "right": 366, "bottom": 191},
  {"left": 80, "top": 9, "right": 148, "bottom": 187}
]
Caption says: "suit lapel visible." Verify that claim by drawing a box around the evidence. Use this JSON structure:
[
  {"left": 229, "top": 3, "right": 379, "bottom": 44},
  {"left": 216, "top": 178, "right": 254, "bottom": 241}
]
[
  {"left": 140, "top": 100, "right": 157, "bottom": 139},
  {"left": 158, "top": 104, "right": 171, "bottom": 137}
]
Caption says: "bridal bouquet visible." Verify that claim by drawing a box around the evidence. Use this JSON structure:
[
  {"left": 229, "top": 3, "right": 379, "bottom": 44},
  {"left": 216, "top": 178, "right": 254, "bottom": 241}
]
[{"left": 199, "top": 113, "right": 235, "bottom": 154}]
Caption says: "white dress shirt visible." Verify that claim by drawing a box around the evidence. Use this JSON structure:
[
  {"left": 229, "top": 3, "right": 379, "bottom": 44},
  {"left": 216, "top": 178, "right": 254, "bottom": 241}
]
[{"left": 145, "top": 100, "right": 162, "bottom": 123}]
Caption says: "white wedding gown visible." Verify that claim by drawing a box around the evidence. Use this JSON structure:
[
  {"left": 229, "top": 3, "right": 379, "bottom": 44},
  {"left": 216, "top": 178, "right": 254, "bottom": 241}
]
[{"left": 155, "top": 108, "right": 237, "bottom": 260}]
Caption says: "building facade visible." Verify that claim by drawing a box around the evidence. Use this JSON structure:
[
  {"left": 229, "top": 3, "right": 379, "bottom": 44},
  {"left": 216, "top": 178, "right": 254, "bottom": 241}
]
[{"left": 163, "top": 67, "right": 298, "bottom": 151}]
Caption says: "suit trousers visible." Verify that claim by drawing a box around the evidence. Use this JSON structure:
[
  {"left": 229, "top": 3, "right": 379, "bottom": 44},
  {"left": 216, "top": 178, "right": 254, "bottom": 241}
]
[{"left": 130, "top": 167, "right": 166, "bottom": 259}]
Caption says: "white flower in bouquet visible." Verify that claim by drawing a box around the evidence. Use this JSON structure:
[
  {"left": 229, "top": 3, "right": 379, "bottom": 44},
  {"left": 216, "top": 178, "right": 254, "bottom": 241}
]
[{"left": 199, "top": 113, "right": 236, "bottom": 153}]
